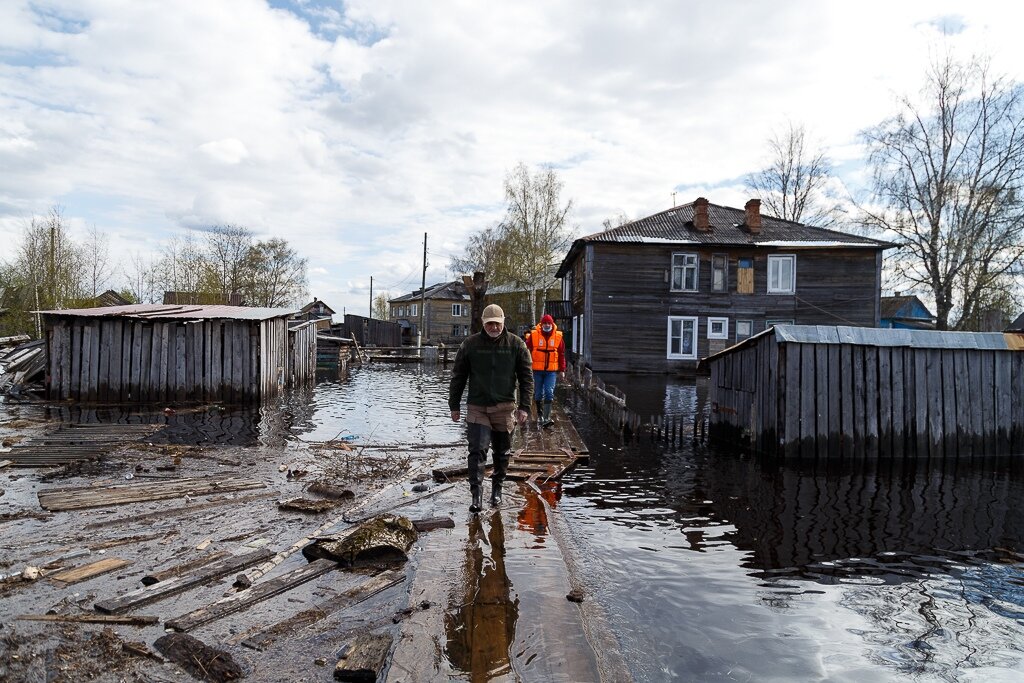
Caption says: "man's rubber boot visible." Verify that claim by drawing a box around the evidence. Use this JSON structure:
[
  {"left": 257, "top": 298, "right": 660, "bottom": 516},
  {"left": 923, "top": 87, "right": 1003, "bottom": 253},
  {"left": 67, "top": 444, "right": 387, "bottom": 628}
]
[
  {"left": 467, "top": 424, "right": 490, "bottom": 513},
  {"left": 490, "top": 430, "right": 510, "bottom": 507},
  {"left": 535, "top": 400, "right": 543, "bottom": 429},
  {"left": 490, "top": 480, "right": 502, "bottom": 507},
  {"left": 542, "top": 400, "right": 554, "bottom": 428},
  {"left": 470, "top": 485, "right": 483, "bottom": 513}
]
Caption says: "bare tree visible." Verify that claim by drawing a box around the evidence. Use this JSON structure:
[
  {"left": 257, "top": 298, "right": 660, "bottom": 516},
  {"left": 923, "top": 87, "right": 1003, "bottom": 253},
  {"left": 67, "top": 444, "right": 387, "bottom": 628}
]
[
  {"left": 123, "top": 251, "right": 159, "bottom": 304},
  {"left": 602, "top": 212, "right": 630, "bottom": 231},
  {"left": 156, "top": 231, "right": 207, "bottom": 300},
  {"left": 372, "top": 291, "right": 391, "bottom": 319},
  {"left": 81, "top": 223, "right": 112, "bottom": 298},
  {"left": 495, "top": 163, "right": 576, "bottom": 323},
  {"left": 204, "top": 224, "right": 255, "bottom": 299},
  {"left": 746, "top": 122, "right": 847, "bottom": 228},
  {"left": 861, "top": 54, "right": 1024, "bottom": 330},
  {"left": 244, "top": 238, "right": 308, "bottom": 307},
  {"left": 449, "top": 225, "right": 504, "bottom": 276}
]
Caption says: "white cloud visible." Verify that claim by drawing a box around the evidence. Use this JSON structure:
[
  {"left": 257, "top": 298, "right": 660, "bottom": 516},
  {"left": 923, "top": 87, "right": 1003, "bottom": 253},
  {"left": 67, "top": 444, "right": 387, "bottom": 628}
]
[{"left": 1, "top": 0, "right": 1023, "bottom": 314}]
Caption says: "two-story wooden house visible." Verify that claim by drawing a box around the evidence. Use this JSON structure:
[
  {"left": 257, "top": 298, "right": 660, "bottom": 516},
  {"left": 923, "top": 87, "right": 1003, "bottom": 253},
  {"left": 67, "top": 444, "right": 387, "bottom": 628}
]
[
  {"left": 389, "top": 281, "right": 471, "bottom": 345},
  {"left": 555, "top": 197, "right": 894, "bottom": 373}
]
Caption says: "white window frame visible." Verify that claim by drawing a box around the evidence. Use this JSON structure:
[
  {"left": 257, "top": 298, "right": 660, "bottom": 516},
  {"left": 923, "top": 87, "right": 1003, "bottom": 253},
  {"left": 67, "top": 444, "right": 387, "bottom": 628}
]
[
  {"left": 410, "top": 303, "right": 418, "bottom": 316},
  {"left": 707, "top": 317, "right": 729, "bottom": 340},
  {"left": 572, "top": 315, "right": 579, "bottom": 353},
  {"left": 736, "top": 319, "right": 754, "bottom": 342},
  {"left": 452, "top": 303, "right": 463, "bottom": 317},
  {"left": 767, "top": 254, "right": 796, "bottom": 294},
  {"left": 667, "top": 316, "right": 699, "bottom": 359},
  {"left": 670, "top": 253, "right": 699, "bottom": 292},
  {"left": 711, "top": 254, "right": 728, "bottom": 292}
]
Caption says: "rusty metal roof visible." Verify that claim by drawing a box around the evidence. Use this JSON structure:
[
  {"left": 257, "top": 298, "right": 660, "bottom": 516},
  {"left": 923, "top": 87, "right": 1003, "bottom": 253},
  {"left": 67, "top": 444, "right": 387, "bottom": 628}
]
[{"left": 36, "top": 304, "right": 297, "bottom": 321}]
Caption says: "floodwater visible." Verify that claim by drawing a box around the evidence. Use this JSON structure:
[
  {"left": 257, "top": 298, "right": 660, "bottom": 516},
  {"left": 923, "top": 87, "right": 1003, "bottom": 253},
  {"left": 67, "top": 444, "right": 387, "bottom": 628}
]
[{"left": 5, "top": 364, "right": 1024, "bottom": 681}]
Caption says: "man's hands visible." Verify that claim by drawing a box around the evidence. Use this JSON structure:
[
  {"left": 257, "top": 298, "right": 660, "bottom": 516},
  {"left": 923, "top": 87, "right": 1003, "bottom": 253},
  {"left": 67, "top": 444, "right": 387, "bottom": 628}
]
[
  {"left": 515, "top": 408, "right": 528, "bottom": 425},
  {"left": 451, "top": 410, "right": 460, "bottom": 422}
]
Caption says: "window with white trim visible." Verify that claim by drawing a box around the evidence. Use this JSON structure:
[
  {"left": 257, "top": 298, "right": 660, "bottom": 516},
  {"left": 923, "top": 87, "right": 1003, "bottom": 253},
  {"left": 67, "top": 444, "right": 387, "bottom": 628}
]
[
  {"left": 452, "top": 303, "right": 464, "bottom": 317},
  {"left": 767, "top": 255, "right": 796, "bottom": 293},
  {"left": 671, "top": 253, "right": 699, "bottom": 291},
  {"left": 707, "top": 317, "right": 729, "bottom": 340},
  {"left": 667, "top": 316, "right": 698, "bottom": 359},
  {"left": 736, "top": 320, "right": 753, "bottom": 342},
  {"left": 410, "top": 303, "right": 418, "bottom": 316}
]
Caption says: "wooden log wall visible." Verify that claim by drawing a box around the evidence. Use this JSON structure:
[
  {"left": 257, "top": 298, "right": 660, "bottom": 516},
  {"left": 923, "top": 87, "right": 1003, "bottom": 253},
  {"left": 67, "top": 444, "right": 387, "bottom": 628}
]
[
  {"left": 710, "top": 338, "right": 1024, "bottom": 459},
  {"left": 45, "top": 316, "right": 294, "bottom": 404}
]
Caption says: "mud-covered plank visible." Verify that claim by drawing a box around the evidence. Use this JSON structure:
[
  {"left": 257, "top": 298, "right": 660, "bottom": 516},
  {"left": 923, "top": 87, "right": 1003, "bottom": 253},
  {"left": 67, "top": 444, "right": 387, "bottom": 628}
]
[
  {"left": 49, "top": 558, "right": 131, "bottom": 585},
  {"left": 141, "top": 550, "right": 230, "bottom": 586},
  {"left": 38, "top": 475, "right": 266, "bottom": 511},
  {"left": 17, "top": 614, "right": 158, "bottom": 626},
  {"left": 165, "top": 558, "right": 338, "bottom": 632},
  {"left": 334, "top": 631, "right": 393, "bottom": 682},
  {"left": 95, "top": 548, "right": 274, "bottom": 614}
]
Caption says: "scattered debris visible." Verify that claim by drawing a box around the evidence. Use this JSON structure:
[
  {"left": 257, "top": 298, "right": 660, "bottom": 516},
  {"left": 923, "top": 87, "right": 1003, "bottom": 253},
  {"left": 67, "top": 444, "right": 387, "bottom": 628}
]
[
  {"left": 232, "top": 573, "right": 252, "bottom": 590},
  {"left": 411, "top": 516, "right": 455, "bottom": 532},
  {"left": 37, "top": 474, "right": 266, "bottom": 511},
  {"left": 196, "top": 537, "right": 213, "bottom": 550},
  {"left": 411, "top": 483, "right": 429, "bottom": 493},
  {"left": 567, "top": 589, "right": 585, "bottom": 603},
  {"left": 303, "top": 514, "right": 417, "bottom": 567},
  {"left": 48, "top": 557, "right": 131, "bottom": 585},
  {"left": 121, "top": 640, "right": 166, "bottom": 663},
  {"left": 334, "top": 631, "right": 393, "bottom": 682},
  {"left": 154, "top": 633, "right": 245, "bottom": 682},
  {"left": 95, "top": 548, "right": 274, "bottom": 614},
  {"left": 308, "top": 481, "right": 356, "bottom": 500},
  {"left": 165, "top": 558, "right": 338, "bottom": 632}
]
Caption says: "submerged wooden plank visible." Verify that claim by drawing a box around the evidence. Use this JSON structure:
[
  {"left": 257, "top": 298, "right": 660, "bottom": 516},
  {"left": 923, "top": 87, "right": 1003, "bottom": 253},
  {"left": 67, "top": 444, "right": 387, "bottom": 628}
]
[
  {"left": 165, "top": 558, "right": 338, "bottom": 632},
  {"left": 38, "top": 476, "right": 266, "bottom": 511},
  {"left": 95, "top": 549, "right": 274, "bottom": 614},
  {"left": 334, "top": 631, "right": 393, "bottom": 683},
  {"left": 49, "top": 558, "right": 131, "bottom": 585}
]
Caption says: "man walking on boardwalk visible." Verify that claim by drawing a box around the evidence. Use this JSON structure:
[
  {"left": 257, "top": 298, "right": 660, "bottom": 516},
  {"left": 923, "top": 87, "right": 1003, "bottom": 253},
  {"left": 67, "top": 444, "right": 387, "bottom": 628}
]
[
  {"left": 449, "top": 304, "right": 533, "bottom": 512},
  {"left": 524, "top": 314, "right": 566, "bottom": 429}
]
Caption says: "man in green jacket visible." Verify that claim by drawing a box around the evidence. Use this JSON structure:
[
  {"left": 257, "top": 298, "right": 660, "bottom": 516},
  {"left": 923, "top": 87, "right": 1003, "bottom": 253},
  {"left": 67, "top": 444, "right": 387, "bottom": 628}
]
[{"left": 449, "top": 304, "right": 533, "bottom": 512}]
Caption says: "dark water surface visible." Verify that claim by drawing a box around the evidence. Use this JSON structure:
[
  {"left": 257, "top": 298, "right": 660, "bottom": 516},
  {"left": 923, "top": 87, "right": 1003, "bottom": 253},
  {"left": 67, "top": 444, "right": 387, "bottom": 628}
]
[{"left": 6, "top": 365, "right": 1024, "bottom": 681}]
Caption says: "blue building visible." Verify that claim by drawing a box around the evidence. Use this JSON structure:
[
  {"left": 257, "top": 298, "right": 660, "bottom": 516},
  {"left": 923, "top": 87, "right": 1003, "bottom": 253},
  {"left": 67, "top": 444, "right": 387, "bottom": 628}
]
[{"left": 880, "top": 294, "right": 936, "bottom": 330}]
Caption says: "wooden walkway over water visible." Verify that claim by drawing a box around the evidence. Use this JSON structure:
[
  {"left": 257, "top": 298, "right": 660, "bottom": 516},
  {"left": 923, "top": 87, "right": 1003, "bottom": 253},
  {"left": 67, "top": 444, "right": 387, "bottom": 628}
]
[{"left": 432, "top": 404, "right": 589, "bottom": 482}]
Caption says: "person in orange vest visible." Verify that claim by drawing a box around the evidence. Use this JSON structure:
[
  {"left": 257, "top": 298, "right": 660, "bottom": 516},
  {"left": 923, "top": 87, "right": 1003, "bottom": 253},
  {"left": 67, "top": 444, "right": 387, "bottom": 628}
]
[{"left": 524, "top": 314, "right": 566, "bottom": 428}]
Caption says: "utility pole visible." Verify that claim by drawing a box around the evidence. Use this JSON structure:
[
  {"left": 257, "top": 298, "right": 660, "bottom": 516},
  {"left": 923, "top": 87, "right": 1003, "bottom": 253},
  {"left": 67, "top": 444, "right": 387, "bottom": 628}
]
[
  {"left": 418, "top": 233, "right": 427, "bottom": 347},
  {"left": 369, "top": 276, "right": 373, "bottom": 318},
  {"left": 671, "top": 191, "right": 677, "bottom": 207}
]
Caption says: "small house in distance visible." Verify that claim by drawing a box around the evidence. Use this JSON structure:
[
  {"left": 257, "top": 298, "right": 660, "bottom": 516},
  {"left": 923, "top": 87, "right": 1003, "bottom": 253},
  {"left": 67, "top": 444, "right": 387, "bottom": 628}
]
[
  {"left": 295, "top": 298, "right": 337, "bottom": 332},
  {"left": 39, "top": 304, "right": 315, "bottom": 404},
  {"left": 389, "top": 282, "right": 470, "bottom": 345},
  {"left": 705, "top": 324, "right": 1023, "bottom": 459},
  {"left": 555, "top": 197, "right": 894, "bottom": 373},
  {"left": 880, "top": 294, "right": 936, "bottom": 330}
]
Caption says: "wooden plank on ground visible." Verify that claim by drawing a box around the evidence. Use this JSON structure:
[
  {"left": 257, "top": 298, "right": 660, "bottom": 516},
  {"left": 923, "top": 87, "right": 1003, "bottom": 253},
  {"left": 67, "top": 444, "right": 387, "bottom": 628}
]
[
  {"left": 242, "top": 570, "right": 405, "bottom": 651},
  {"left": 95, "top": 548, "right": 274, "bottom": 614},
  {"left": 17, "top": 614, "right": 158, "bottom": 626},
  {"left": 165, "top": 558, "right": 338, "bottom": 632},
  {"left": 38, "top": 475, "right": 266, "bottom": 512},
  {"left": 334, "top": 632, "right": 393, "bottom": 683},
  {"left": 49, "top": 558, "right": 131, "bottom": 585},
  {"left": 142, "top": 551, "right": 230, "bottom": 586}
]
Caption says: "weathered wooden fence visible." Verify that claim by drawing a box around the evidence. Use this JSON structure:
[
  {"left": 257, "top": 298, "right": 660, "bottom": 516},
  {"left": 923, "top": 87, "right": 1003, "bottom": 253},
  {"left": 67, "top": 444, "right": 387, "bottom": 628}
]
[
  {"left": 287, "top": 320, "right": 318, "bottom": 385},
  {"left": 707, "top": 325, "right": 1024, "bottom": 459}
]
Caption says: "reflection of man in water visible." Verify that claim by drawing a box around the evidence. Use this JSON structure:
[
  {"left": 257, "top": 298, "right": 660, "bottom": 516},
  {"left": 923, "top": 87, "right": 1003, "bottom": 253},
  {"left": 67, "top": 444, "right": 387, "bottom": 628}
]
[
  {"left": 445, "top": 512, "right": 519, "bottom": 680},
  {"left": 517, "top": 483, "right": 561, "bottom": 538}
]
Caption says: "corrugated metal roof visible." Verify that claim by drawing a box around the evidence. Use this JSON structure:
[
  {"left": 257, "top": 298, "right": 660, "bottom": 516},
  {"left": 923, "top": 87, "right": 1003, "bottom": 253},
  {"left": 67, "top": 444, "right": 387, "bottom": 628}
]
[
  {"left": 390, "top": 281, "right": 469, "bottom": 303},
  {"left": 36, "top": 304, "right": 297, "bottom": 321}
]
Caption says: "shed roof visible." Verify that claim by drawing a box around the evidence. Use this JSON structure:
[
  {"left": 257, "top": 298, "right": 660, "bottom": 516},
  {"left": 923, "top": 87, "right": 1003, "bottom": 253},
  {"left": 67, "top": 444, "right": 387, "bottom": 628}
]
[
  {"left": 1008, "top": 312, "right": 1024, "bottom": 332},
  {"left": 556, "top": 199, "right": 894, "bottom": 277},
  {"left": 36, "top": 304, "right": 297, "bottom": 321},
  {"left": 390, "top": 281, "right": 468, "bottom": 303},
  {"left": 702, "top": 324, "right": 1016, "bottom": 365}
]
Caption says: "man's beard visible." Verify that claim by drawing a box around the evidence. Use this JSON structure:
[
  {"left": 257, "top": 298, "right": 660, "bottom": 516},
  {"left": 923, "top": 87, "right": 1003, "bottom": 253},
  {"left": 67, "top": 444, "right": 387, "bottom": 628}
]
[{"left": 485, "top": 327, "right": 502, "bottom": 338}]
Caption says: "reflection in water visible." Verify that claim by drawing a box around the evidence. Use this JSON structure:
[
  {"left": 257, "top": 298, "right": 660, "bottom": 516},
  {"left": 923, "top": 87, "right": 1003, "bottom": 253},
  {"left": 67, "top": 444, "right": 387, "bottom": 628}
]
[
  {"left": 516, "top": 483, "right": 560, "bottom": 540},
  {"left": 445, "top": 513, "right": 520, "bottom": 682}
]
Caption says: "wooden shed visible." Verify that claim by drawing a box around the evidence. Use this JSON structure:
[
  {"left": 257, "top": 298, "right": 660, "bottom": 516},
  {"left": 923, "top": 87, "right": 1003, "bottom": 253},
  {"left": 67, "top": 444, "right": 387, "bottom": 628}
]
[
  {"left": 40, "top": 304, "right": 314, "bottom": 404},
  {"left": 704, "top": 325, "right": 1024, "bottom": 459}
]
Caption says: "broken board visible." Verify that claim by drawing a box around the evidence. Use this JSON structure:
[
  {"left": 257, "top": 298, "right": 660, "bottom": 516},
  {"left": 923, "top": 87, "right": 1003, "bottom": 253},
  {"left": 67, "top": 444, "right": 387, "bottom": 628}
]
[
  {"left": 38, "top": 475, "right": 266, "bottom": 511},
  {"left": 49, "top": 558, "right": 131, "bottom": 585}
]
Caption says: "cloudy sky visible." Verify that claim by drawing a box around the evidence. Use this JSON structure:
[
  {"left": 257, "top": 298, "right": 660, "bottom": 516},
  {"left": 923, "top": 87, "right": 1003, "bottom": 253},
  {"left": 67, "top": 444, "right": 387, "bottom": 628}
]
[{"left": 1, "top": 0, "right": 1021, "bottom": 315}]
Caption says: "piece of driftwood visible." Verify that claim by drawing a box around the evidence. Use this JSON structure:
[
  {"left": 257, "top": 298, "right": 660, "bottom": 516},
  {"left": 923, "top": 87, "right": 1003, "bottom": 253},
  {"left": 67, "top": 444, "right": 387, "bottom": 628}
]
[
  {"left": 307, "top": 482, "right": 355, "bottom": 500},
  {"left": 242, "top": 569, "right": 405, "bottom": 651},
  {"left": 17, "top": 613, "right": 158, "bottom": 625},
  {"left": 49, "top": 558, "right": 131, "bottom": 585},
  {"left": 165, "top": 558, "right": 338, "bottom": 632},
  {"left": 334, "top": 631, "right": 393, "bottom": 682},
  {"left": 122, "top": 640, "right": 166, "bottom": 662},
  {"left": 94, "top": 548, "right": 274, "bottom": 614},
  {"left": 279, "top": 497, "right": 340, "bottom": 513},
  {"left": 154, "top": 633, "right": 244, "bottom": 683},
  {"left": 141, "top": 550, "right": 230, "bottom": 586},
  {"left": 303, "top": 515, "right": 417, "bottom": 566},
  {"left": 38, "top": 475, "right": 266, "bottom": 511},
  {"left": 411, "top": 516, "right": 455, "bottom": 532},
  {"left": 0, "top": 460, "right": 12, "bottom": 470}
]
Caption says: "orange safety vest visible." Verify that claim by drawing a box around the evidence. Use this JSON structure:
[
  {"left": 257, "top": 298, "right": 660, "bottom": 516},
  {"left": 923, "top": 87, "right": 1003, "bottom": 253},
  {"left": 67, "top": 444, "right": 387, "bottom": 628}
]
[{"left": 528, "top": 324, "right": 562, "bottom": 372}]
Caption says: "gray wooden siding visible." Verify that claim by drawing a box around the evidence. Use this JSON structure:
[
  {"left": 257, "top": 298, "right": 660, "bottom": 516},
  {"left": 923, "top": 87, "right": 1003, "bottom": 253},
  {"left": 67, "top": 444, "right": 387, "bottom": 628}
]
[
  {"left": 584, "top": 244, "right": 879, "bottom": 373},
  {"left": 709, "top": 335, "right": 1024, "bottom": 458}
]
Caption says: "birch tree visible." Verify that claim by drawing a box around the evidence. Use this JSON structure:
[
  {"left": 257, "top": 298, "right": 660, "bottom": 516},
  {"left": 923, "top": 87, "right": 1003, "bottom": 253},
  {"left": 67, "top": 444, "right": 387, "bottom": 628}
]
[
  {"left": 745, "top": 122, "right": 847, "bottom": 228},
  {"left": 244, "top": 238, "right": 308, "bottom": 307},
  {"left": 861, "top": 54, "right": 1024, "bottom": 330}
]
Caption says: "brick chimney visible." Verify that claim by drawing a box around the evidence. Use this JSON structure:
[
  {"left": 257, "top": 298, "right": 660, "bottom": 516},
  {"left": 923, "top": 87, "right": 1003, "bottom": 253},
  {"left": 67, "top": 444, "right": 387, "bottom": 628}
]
[
  {"left": 744, "top": 198, "right": 761, "bottom": 234},
  {"left": 692, "top": 197, "right": 710, "bottom": 232}
]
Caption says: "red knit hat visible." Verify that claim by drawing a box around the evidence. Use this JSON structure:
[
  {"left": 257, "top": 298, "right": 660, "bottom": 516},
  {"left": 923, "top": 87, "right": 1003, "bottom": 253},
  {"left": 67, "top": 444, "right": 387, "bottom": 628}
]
[{"left": 540, "top": 314, "right": 554, "bottom": 325}]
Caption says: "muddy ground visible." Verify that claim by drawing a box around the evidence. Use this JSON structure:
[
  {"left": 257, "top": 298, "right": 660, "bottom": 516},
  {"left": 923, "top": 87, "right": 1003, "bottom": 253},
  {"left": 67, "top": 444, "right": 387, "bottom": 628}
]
[{"left": 0, "top": 410, "right": 621, "bottom": 682}]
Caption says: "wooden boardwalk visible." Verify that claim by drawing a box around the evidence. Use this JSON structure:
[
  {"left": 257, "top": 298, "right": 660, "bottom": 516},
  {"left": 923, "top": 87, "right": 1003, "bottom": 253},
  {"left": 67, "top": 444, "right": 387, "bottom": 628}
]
[
  {"left": 5, "top": 423, "right": 165, "bottom": 467},
  {"left": 432, "top": 404, "right": 589, "bottom": 483}
]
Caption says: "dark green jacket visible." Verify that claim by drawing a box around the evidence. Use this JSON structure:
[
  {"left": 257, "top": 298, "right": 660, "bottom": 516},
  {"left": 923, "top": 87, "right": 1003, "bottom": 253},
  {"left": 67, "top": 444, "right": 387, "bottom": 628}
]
[{"left": 448, "top": 330, "right": 534, "bottom": 412}]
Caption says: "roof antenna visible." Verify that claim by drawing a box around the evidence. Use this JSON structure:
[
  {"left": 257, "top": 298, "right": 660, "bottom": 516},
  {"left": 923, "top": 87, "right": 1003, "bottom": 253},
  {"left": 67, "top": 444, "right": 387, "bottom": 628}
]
[{"left": 671, "top": 191, "right": 677, "bottom": 207}]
